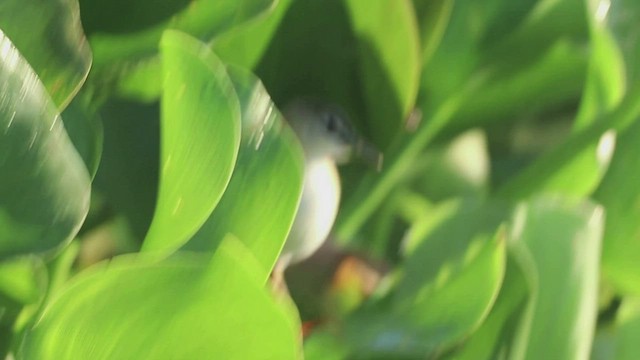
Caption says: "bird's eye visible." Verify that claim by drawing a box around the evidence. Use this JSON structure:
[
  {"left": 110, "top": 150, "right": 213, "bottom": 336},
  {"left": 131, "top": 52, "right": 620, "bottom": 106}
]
[{"left": 325, "top": 113, "right": 338, "bottom": 132}]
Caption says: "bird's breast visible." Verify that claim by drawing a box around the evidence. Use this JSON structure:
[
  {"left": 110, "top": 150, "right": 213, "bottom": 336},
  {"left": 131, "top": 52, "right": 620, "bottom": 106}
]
[{"left": 281, "top": 158, "right": 341, "bottom": 264}]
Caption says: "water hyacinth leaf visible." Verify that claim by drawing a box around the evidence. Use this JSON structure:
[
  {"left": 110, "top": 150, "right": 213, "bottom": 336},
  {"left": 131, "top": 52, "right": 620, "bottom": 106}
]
[
  {"left": 212, "top": 0, "right": 294, "bottom": 70},
  {"left": 60, "top": 94, "right": 104, "bottom": 178},
  {"left": 343, "top": 228, "right": 506, "bottom": 358},
  {"left": 90, "top": 0, "right": 275, "bottom": 101},
  {"left": 344, "top": 0, "right": 421, "bottom": 147},
  {"left": 0, "top": 31, "right": 91, "bottom": 259},
  {"left": 142, "top": 31, "right": 241, "bottom": 254},
  {"left": 189, "top": 66, "right": 304, "bottom": 279},
  {"left": 19, "top": 238, "right": 300, "bottom": 359},
  {"left": 0, "top": 0, "right": 91, "bottom": 110},
  {"left": 89, "top": 0, "right": 275, "bottom": 66},
  {"left": 412, "top": 0, "right": 454, "bottom": 66},
  {"left": 574, "top": 0, "right": 626, "bottom": 130},
  {"left": 595, "top": 117, "right": 640, "bottom": 295},
  {"left": 510, "top": 196, "right": 603, "bottom": 359},
  {"left": 496, "top": 125, "right": 616, "bottom": 200}
]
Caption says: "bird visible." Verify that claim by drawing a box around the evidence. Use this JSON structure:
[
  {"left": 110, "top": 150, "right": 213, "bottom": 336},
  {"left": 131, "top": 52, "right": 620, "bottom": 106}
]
[{"left": 273, "top": 98, "right": 381, "bottom": 284}]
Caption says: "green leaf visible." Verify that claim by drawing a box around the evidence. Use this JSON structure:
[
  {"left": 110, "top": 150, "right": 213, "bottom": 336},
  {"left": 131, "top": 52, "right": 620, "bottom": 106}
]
[
  {"left": 412, "top": 0, "right": 454, "bottom": 67},
  {"left": 142, "top": 31, "right": 241, "bottom": 254},
  {"left": 188, "top": 66, "right": 304, "bottom": 279},
  {"left": 595, "top": 117, "right": 640, "bottom": 295},
  {"left": 333, "top": 202, "right": 507, "bottom": 358},
  {"left": 0, "top": 0, "right": 91, "bottom": 110},
  {"left": 446, "top": 257, "right": 530, "bottom": 360},
  {"left": 89, "top": 0, "right": 275, "bottom": 67},
  {"left": 91, "top": 0, "right": 275, "bottom": 101},
  {"left": 509, "top": 196, "right": 603, "bottom": 359},
  {"left": 344, "top": 0, "right": 421, "bottom": 147},
  {"left": 0, "top": 32, "right": 91, "bottom": 259},
  {"left": 574, "top": 0, "right": 626, "bottom": 129},
  {"left": 212, "top": 0, "right": 294, "bottom": 69},
  {"left": 18, "top": 238, "right": 300, "bottom": 359},
  {"left": 60, "top": 94, "right": 104, "bottom": 178},
  {"left": 612, "top": 298, "right": 640, "bottom": 360}
]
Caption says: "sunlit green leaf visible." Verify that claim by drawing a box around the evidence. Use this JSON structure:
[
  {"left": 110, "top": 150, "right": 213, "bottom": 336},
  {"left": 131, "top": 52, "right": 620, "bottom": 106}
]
[
  {"left": 344, "top": 0, "right": 421, "bottom": 147},
  {"left": 574, "top": 0, "right": 626, "bottom": 129},
  {"left": 212, "top": 0, "right": 293, "bottom": 69},
  {"left": 142, "top": 30, "right": 241, "bottom": 254},
  {"left": 91, "top": 0, "right": 275, "bottom": 102},
  {"left": 510, "top": 196, "right": 603, "bottom": 359},
  {"left": 18, "top": 238, "right": 300, "bottom": 359},
  {"left": 595, "top": 117, "right": 640, "bottom": 295},
  {"left": 188, "top": 66, "right": 304, "bottom": 279},
  {"left": 0, "top": 31, "right": 91, "bottom": 259},
  {"left": 0, "top": 0, "right": 91, "bottom": 110}
]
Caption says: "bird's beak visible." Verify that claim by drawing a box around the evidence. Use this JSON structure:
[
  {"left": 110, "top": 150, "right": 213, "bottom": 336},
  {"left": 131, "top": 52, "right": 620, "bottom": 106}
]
[{"left": 354, "top": 138, "right": 383, "bottom": 172}]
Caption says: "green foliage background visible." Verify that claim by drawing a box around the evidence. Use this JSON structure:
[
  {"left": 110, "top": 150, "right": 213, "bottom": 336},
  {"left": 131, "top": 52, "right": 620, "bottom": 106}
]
[{"left": 0, "top": 0, "right": 639, "bottom": 358}]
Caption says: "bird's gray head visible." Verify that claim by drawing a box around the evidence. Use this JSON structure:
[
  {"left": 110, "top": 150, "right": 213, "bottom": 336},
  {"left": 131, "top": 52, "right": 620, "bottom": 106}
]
[{"left": 284, "top": 98, "right": 358, "bottom": 164}]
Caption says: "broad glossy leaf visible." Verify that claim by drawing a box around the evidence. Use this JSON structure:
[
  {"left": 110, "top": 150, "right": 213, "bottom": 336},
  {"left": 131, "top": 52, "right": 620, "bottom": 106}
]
[
  {"left": 142, "top": 31, "right": 241, "bottom": 254},
  {"left": 0, "top": 0, "right": 91, "bottom": 110},
  {"left": 446, "top": 257, "right": 530, "bottom": 360},
  {"left": 213, "top": 0, "right": 293, "bottom": 69},
  {"left": 342, "top": 227, "right": 506, "bottom": 358},
  {"left": 574, "top": 0, "right": 626, "bottom": 129},
  {"left": 595, "top": 117, "right": 640, "bottom": 295},
  {"left": 19, "top": 238, "right": 300, "bottom": 359},
  {"left": 90, "top": 0, "right": 275, "bottom": 101},
  {"left": 344, "top": 0, "right": 421, "bottom": 147},
  {"left": 0, "top": 31, "right": 91, "bottom": 258},
  {"left": 188, "top": 66, "right": 304, "bottom": 279},
  {"left": 510, "top": 196, "right": 603, "bottom": 359},
  {"left": 496, "top": 125, "right": 616, "bottom": 200},
  {"left": 612, "top": 298, "right": 640, "bottom": 360},
  {"left": 60, "top": 93, "right": 103, "bottom": 178},
  {"left": 412, "top": 0, "right": 454, "bottom": 66},
  {"left": 89, "top": 0, "right": 275, "bottom": 66}
]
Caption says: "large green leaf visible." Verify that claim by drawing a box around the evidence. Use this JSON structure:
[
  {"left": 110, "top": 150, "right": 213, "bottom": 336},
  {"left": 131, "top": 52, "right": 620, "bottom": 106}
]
[
  {"left": 0, "top": 31, "right": 91, "bottom": 259},
  {"left": 89, "top": 0, "right": 275, "bottom": 101},
  {"left": 574, "top": 0, "right": 626, "bottom": 129},
  {"left": 595, "top": 117, "right": 640, "bottom": 295},
  {"left": 188, "top": 66, "right": 304, "bottom": 279},
  {"left": 0, "top": 0, "right": 91, "bottom": 110},
  {"left": 18, "top": 237, "right": 300, "bottom": 359},
  {"left": 212, "top": 0, "right": 294, "bottom": 69},
  {"left": 89, "top": 0, "right": 275, "bottom": 66},
  {"left": 142, "top": 31, "right": 241, "bottom": 254},
  {"left": 510, "top": 196, "right": 603, "bottom": 359},
  {"left": 344, "top": 0, "right": 421, "bottom": 148},
  {"left": 611, "top": 298, "right": 640, "bottom": 360}
]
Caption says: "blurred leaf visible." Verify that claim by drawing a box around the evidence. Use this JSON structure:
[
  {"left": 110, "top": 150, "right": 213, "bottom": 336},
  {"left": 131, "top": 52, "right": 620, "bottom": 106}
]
[
  {"left": 0, "top": 258, "right": 46, "bottom": 306},
  {"left": 595, "top": 117, "right": 640, "bottom": 295},
  {"left": 60, "top": 94, "right": 104, "bottom": 178},
  {"left": 89, "top": 0, "right": 275, "bottom": 66},
  {"left": 19, "top": 237, "right": 300, "bottom": 359},
  {"left": 92, "top": 99, "right": 159, "bottom": 240},
  {"left": 342, "top": 226, "right": 506, "bottom": 358},
  {"left": 414, "top": 129, "right": 489, "bottom": 201},
  {"left": 188, "top": 66, "right": 304, "bottom": 279},
  {"left": 142, "top": 31, "right": 241, "bottom": 254},
  {"left": 412, "top": 0, "right": 454, "bottom": 66},
  {"left": 212, "top": 0, "right": 293, "bottom": 69},
  {"left": 0, "top": 32, "right": 91, "bottom": 259},
  {"left": 96, "top": 0, "right": 276, "bottom": 101},
  {"left": 574, "top": 0, "right": 626, "bottom": 129},
  {"left": 344, "top": 0, "right": 421, "bottom": 147},
  {"left": 0, "top": 0, "right": 91, "bottom": 110},
  {"left": 609, "top": 0, "right": 640, "bottom": 83},
  {"left": 613, "top": 298, "right": 640, "bottom": 360},
  {"left": 510, "top": 196, "right": 603, "bottom": 359},
  {"left": 446, "top": 257, "right": 530, "bottom": 360}
]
